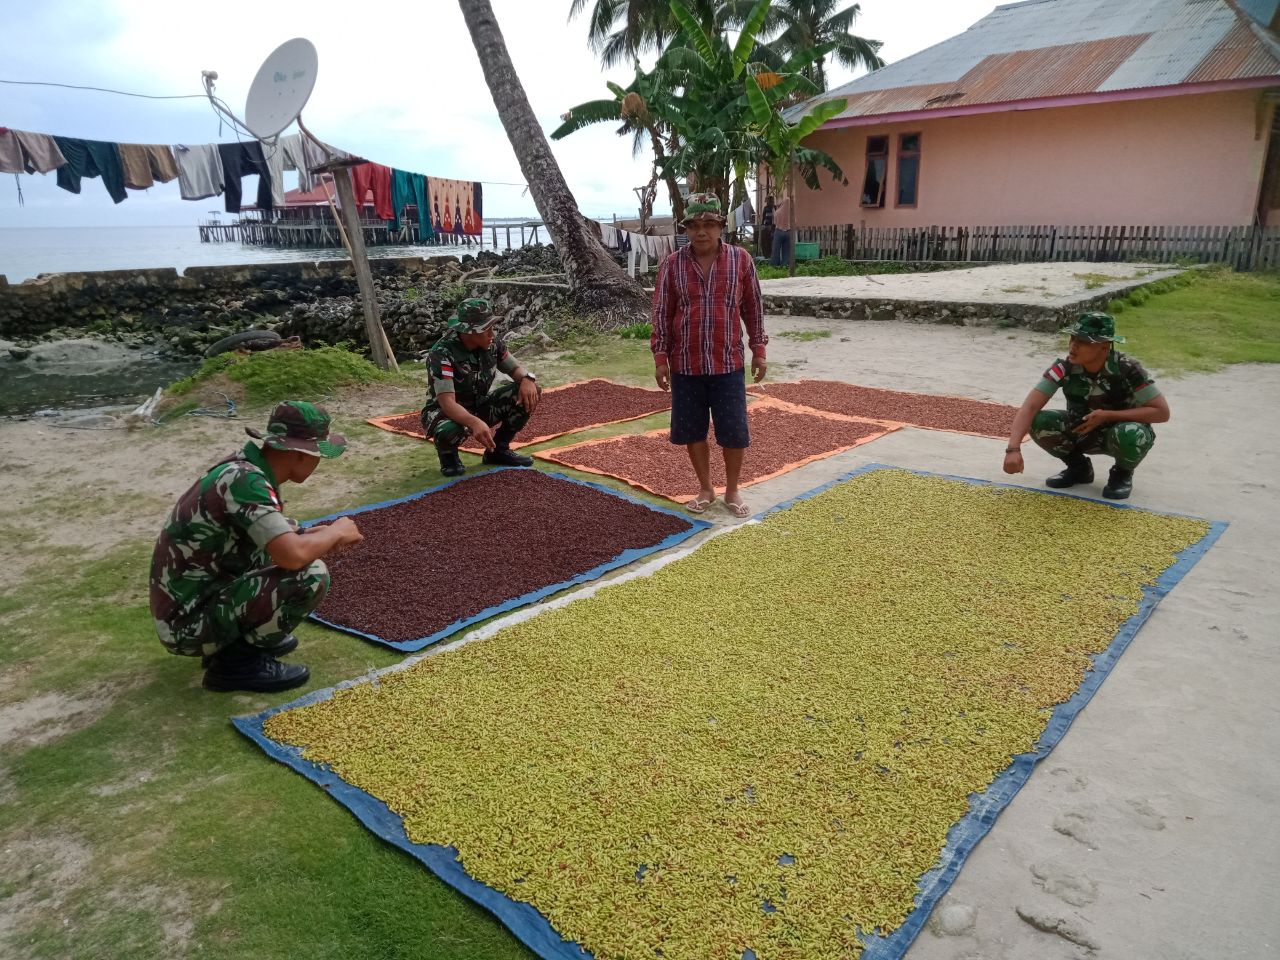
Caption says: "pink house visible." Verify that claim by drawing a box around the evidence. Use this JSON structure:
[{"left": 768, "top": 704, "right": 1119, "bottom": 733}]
[{"left": 788, "top": 0, "right": 1280, "bottom": 230}]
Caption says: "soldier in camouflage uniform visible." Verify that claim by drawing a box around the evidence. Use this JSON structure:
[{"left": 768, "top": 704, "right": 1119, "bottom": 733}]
[
  {"left": 1003, "top": 312, "right": 1170, "bottom": 500},
  {"left": 149, "top": 401, "right": 364, "bottom": 692},
  {"left": 420, "top": 298, "right": 542, "bottom": 477}
]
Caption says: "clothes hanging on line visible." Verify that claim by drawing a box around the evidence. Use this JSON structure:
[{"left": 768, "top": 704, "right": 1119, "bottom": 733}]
[
  {"left": 217, "top": 141, "right": 273, "bottom": 213},
  {"left": 0, "top": 128, "right": 66, "bottom": 175},
  {"left": 626, "top": 233, "right": 650, "bottom": 277},
  {"left": 261, "top": 140, "right": 288, "bottom": 208},
  {"left": 390, "top": 168, "right": 433, "bottom": 240},
  {"left": 173, "top": 144, "right": 223, "bottom": 201},
  {"left": 118, "top": 143, "right": 180, "bottom": 190},
  {"left": 52, "top": 137, "right": 127, "bottom": 203},
  {"left": 350, "top": 162, "right": 394, "bottom": 221}
]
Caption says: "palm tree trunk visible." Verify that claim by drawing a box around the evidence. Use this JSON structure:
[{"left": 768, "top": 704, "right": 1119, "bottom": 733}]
[{"left": 458, "top": 0, "right": 649, "bottom": 326}]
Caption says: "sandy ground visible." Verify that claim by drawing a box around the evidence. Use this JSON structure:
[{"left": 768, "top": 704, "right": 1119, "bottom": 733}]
[
  {"left": 1, "top": 317, "right": 1276, "bottom": 958},
  {"left": 760, "top": 260, "right": 1184, "bottom": 308}
]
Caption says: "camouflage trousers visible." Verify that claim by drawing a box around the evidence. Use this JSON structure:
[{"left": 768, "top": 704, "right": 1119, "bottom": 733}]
[
  {"left": 1030, "top": 410, "right": 1156, "bottom": 471},
  {"left": 158, "top": 560, "right": 330, "bottom": 658},
  {"left": 423, "top": 381, "right": 532, "bottom": 450}
]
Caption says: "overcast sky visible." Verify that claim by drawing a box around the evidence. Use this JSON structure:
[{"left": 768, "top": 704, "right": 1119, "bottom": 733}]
[{"left": 0, "top": 0, "right": 1002, "bottom": 229}]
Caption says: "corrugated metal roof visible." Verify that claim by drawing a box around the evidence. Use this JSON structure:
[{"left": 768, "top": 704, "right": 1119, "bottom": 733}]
[{"left": 807, "top": 0, "right": 1280, "bottom": 123}]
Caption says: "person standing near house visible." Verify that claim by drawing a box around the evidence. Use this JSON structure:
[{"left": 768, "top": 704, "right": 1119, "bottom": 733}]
[
  {"left": 769, "top": 196, "right": 792, "bottom": 267},
  {"left": 1002, "top": 312, "right": 1169, "bottom": 499},
  {"left": 651, "top": 193, "right": 768, "bottom": 518},
  {"left": 758, "top": 194, "right": 775, "bottom": 259},
  {"left": 149, "top": 402, "right": 363, "bottom": 692}
]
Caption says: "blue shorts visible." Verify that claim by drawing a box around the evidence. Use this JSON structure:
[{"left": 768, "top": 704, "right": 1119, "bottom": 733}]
[{"left": 669, "top": 370, "right": 750, "bottom": 448}]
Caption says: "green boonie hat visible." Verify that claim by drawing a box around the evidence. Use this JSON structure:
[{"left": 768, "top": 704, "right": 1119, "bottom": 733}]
[
  {"left": 681, "top": 192, "right": 725, "bottom": 226},
  {"left": 1064, "top": 311, "right": 1125, "bottom": 344},
  {"left": 448, "top": 297, "right": 499, "bottom": 334},
  {"left": 246, "top": 400, "right": 347, "bottom": 458}
]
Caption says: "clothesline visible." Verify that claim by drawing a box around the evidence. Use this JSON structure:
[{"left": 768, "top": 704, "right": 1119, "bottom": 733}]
[{"left": 1, "top": 123, "right": 495, "bottom": 240}]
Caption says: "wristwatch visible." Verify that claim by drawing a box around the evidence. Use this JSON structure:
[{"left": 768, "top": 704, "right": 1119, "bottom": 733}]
[{"left": 520, "top": 372, "right": 537, "bottom": 384}]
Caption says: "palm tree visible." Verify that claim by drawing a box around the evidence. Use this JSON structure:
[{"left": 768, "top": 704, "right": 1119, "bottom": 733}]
[
  {"left": 459, "top": 0, "right": 649, "bottom": 326},
  {"left": 567, "top": 0, "right": 722, "bottom": 68},
  {"left": 762, "top": 0, "right": 883, "bottom": 90}
]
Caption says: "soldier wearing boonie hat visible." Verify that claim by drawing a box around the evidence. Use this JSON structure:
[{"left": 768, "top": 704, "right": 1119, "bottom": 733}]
[
  {"left": 149, "top": 401, "right": 364, "bottom": 693},
  {"left": 420, "top": 297, "right": 542, "bottom": 477},
  {"left": 1002, "top": 312, "right": 1171, "bottom": 500}
]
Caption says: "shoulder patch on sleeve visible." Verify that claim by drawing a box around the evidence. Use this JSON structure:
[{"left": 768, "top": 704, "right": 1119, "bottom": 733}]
[{"left": 1045, "top": 361, "right": 1067, "bottom": 383}]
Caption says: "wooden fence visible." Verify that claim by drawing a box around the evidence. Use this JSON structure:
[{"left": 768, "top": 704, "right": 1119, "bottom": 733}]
[{"left": 791, "top": 224, "right": 1280, "bottom": 271}]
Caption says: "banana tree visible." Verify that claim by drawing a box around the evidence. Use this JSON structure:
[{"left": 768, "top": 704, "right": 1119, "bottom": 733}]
[{"left": 551, "top": 71, "right": 688, "bottom": 222}]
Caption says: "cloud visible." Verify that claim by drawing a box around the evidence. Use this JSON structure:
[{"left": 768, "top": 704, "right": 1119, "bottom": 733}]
[{"left": 1, "top": 0, "right": 1004, "bottom": 228}]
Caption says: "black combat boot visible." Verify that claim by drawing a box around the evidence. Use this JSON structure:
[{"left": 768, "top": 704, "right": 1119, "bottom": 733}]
[
  {"left": 1045, "top": 453, "right": 1094, "bottom": 489},
  {"left": 482, "top": 425, "right": 533, "bottom": 467},
  {"left": 1102, "top": 466, "right": 1134, "bottom": 500},
  {"left": 437, "top": 445, "right": 466, "bottom": 477},
  {"left": 202, "top": 633, "right": 296, "bottom": 669},
  {"left": 202, "top": 639, "right": 309, "bottom": 693}
]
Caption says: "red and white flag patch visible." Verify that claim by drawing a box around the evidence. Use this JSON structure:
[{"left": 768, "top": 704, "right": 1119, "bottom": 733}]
[
  {"left": 440, "top": 361, "right": 454, "bottom": 380},
  {"left": 1046, "top": 362, "right": 1067, "bottom": 383}
]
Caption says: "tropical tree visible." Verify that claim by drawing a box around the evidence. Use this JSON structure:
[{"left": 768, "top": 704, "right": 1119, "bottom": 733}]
[
  {"left": 458, "top": 0, "right": 649, "bottom": 326},
  {"left": 759, "top": 0, "right": 883, "bottom": 90},
  {"left": 553, "top": 68, "right": 689, "bottom": 222},
  {"left": 554, "top": 0, "right": 849, "bottom": 218},
  {"left": 567, "top": 0, "right": 721, "bottom": 68}
]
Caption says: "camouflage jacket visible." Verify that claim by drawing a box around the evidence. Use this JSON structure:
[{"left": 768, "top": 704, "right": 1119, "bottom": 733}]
[
  {"left": 149, "top": 442, "right": 293, "bottom": 625},
  {"left": 421, "top": 329, "right": 519, "bottom": 433},
  {"left": 1035, "top": 350, "right": 1161, "bottom": 420}
]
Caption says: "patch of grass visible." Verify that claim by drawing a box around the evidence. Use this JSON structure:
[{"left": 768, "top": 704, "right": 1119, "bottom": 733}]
[
  {"left": 777, "top": 329, "right": 832, "bottom": 342},
  {"left": 616, "top": 321, "right": 652, "bottom": 340},
  {"left": 1086, "top": 269, "right": 1280, "bottom": 375},
  {"left": 1073, "top": 272, "right": 1115, "bottom": 290},
  {"left": 1000, "top": 285, "right": 1029, "bottom": 294},
  {"left": 166, "top": 346, "right": 416, "bottom": 408}
]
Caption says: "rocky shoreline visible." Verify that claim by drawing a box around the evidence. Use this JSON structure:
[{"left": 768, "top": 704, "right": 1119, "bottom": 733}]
[{"left": 0, "top": 245, "right": 569, "bottom": 362}]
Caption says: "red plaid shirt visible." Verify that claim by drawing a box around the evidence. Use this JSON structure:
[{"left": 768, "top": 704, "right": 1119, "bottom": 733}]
[{"left": 651, "top": 241, "right": 767, "bottom": 376}]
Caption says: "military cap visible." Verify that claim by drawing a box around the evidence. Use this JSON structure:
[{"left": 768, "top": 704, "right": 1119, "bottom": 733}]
[
  {"left": 448, "top": 298, "right": 500, "bottom": 334},
  {"left": 1064, "top": 311, "right": 1126, "bottom": 344},
  {"left": 246, "top": 400, "right": 347, "bottom": 458},
  {"left": 681, "top": 192, "right": 725, "bottom": 226}
]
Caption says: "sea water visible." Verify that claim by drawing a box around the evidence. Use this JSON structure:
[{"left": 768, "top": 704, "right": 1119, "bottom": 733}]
[{"left": 0, "top": 222, "right": 542, "bottom": 283}]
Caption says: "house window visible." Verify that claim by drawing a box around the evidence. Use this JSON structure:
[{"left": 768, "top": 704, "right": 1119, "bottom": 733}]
[
  {"left": 861, "top": 136, "right": 888, "bottom": 207},
  {"left": 896, "top": 133, "right": 921, "bottom": 206}
]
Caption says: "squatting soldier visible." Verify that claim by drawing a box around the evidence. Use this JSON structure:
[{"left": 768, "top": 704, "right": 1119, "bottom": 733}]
[
  {"left": 420, "top": 298, "right": 541, "bottom": 477},
  {"left": 149, "top": 401, "right": 363, "bottom": 692},
  {"left": 1003, "top": 312, "right": 1170, "bottom": 500}
]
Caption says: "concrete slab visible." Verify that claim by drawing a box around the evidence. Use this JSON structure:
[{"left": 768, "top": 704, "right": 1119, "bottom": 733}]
[{"left": 761, "top": 261, "right": 1186, "bottom": 332}]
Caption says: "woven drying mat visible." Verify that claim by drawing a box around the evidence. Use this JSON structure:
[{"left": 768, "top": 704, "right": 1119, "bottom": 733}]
[
  {"left": 306, "top": 468, "right": 704, "bottom": 650},
  {"left": 535, "top": 398, "right": 895, "bottom": 502},
  {"left": 253, "top": 467, "right": 1218, "bottom": 960},
  {"left": 366, "top": 378, "right": 670, "bottom": 451},
  {"left": 750, "top": 379, "right": 1017, "bottom": 438}
]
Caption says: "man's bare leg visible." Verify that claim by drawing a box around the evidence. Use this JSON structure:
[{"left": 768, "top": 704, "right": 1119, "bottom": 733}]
[
  {"left": 722, "top": 446, "right": 748, "bottom": 516},
  {"left": 686, "top": 440, "right": 716, "bottom": 509}
]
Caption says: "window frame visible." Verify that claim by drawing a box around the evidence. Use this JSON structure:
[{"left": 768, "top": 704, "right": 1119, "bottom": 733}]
[
  {"left": 860, "top": 135, "right": 889, "bottom": 209},
  {"left": 895, "top": 132, "right": 922, "bottom": 208}
]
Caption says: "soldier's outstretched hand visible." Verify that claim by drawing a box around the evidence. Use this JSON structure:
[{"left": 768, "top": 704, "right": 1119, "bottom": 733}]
[
  {"left": 331, "top": 516, "right": 364, "bottom": 546},
  {"left": 469, "top": 420, "right": 496, "bottom": 451}
]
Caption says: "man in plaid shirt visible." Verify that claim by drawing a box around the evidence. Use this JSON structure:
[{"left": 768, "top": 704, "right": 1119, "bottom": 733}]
[{"left": 651, "top": 192, "right": 768, "bottom": 518}]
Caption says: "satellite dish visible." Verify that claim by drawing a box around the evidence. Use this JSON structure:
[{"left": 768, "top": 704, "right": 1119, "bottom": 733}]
[{"left": 244, "top": 38, "right": 318, "bottom": 139}]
